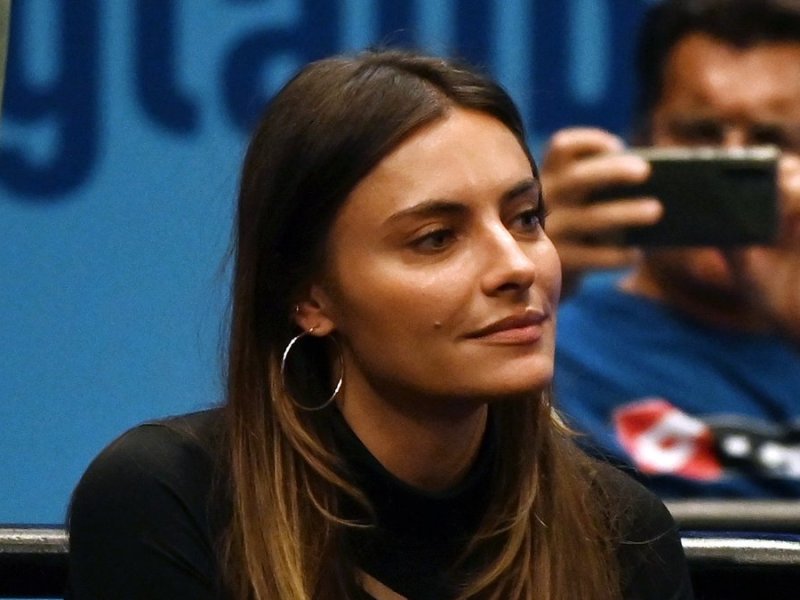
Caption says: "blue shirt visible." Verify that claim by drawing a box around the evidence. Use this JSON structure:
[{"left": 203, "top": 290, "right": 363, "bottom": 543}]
[{"left": 555, "top": 274, "right": 800, "bottom": 498}]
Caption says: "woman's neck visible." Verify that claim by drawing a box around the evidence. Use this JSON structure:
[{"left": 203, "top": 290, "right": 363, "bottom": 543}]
[{"left": 337, "top": 383, "right": 488, "bottom": 493}]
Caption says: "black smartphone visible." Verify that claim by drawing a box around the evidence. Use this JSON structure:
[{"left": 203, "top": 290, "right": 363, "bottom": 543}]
[{"left": 590, "top": 146, "right": 780, "bottom": 246}]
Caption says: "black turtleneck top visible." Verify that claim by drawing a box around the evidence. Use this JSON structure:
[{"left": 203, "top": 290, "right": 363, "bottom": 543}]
[
  {"left": 67, "top": 409, "right": 693, "bottom": 599},
  {"left": 330, "top": 407, "right": 495, "bottom": 599}
]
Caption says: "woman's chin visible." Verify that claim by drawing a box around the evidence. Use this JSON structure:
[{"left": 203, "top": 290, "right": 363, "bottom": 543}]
[{"left": 461, "top": 368, "right": 553, "bottom": 402}]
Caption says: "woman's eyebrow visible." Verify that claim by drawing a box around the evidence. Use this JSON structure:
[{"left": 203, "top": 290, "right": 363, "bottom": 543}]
[
  {"left": 385, "top": 178, "right": 540, "bottom": 225},
  {"left": 384, "top": 199, "right": 467, "bottom": 225},
  {"left": 501, "top": 178, "right": 540, "bottom": 204}
]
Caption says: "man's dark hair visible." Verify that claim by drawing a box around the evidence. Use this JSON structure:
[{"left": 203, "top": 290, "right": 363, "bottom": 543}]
[{"left": 633, "top": 0, "right": 800, "bottom": 142}]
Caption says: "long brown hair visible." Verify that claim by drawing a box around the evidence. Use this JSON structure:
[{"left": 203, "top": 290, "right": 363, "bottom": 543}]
[{"left": 222, "top": 49, "right": 620, "bottom": 599}]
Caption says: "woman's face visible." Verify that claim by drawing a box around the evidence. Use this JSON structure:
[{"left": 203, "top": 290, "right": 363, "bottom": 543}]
[{"left": 305, "top": 108, "right": 561, "bottom": 408}]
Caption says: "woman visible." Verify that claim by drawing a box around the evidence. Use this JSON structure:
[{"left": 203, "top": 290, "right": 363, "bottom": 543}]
[{"left": 67, "top": 49, "right": 693, "bottom": 599}]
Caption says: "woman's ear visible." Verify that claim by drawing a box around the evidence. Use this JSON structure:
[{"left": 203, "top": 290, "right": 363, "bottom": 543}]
[{"left": 293, "top": 284, "right": 337, "bottom": 335}]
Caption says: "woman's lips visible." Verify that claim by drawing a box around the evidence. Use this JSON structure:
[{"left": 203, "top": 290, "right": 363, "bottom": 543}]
[
  {"left": 475, "top": 323, "right": 544, "bottom": 344},
  {"left": 465, "top": 310, "right": 548, "bottom": 344}
]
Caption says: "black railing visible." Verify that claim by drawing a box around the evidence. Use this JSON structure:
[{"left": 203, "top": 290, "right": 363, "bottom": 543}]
[
  {"left": 0, "top": 526, "right": 68, "bottom": 599},
  {"left": 682, "top": 532, "right": 800, "bottom": 599},
  {"left": 3, "top": 513, "right": 800, "bottom": 599},
  {"left": 667, "top": 499, "right": 800, "bottom": 533}
]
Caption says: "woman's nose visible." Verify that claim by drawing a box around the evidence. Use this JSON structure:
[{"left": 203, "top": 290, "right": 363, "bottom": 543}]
[{"left": 480, "top": 226, "right": 536, "bottom": 296}]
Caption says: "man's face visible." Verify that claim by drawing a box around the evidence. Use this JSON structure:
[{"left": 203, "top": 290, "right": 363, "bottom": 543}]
[{"left": 644, "top": 32, "right": 800, "bottom": 301}]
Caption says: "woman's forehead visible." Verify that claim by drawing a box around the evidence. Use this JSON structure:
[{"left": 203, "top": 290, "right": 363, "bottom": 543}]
[{"left": 340, "top": 109, "right": 534, "bottom": 218}]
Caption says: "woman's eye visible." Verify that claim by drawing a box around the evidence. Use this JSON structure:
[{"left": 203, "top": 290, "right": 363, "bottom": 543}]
[
  {"left": 512, "top": 208, "right": 543, "bottom": 232},
  {"left": 412, "top": 229, "right": 456, "bottom": 252}
]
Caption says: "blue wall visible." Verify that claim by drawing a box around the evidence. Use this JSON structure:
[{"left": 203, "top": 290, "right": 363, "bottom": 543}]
[{"left": 1, "top": 0, "right": 652, "bottom": 523}]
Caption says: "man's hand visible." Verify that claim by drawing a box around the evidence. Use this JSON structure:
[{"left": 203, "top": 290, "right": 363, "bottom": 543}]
[{"left": 540, "top": 128, "right": 662, "bottom": 295}]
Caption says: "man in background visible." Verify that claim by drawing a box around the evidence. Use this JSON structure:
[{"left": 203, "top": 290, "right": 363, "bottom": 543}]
[{"left": 544, "top": 0, "right": 800, "bottom": 497}]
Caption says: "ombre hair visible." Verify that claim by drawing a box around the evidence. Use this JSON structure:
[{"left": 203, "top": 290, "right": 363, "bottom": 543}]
[{"left": 222, "top": 49, "right": 620, "bottom": 599}]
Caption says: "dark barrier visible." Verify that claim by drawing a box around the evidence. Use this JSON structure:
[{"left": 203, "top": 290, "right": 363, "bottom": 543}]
[
  {"left": 2, "top": 524, "right": 800, "bottom": 599},
  {"left": 682, "top": 532, "right": 800, "bottom": 600},
  {"left": 668, "top": 500, "right": 800, "bottom": 599},
  {"left": 0, "top": 527, "right": 68, "bottom": 598},
  {"left": 667, "top": 500, "right": 800, "bottom": 533}
]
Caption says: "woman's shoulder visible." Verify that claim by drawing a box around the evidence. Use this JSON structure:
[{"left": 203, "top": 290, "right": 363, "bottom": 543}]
[
  {"left": 79, "top": 408, "right": 225, "bottom": 484},
  {"left": 69, "top": 408, "right": 228, "bottom": 527},
  {"left": 589, "top": 460, "right": 695, "bottom": 599},
  {"left": 590, "top": 460, "right": 675, "bottom": 537},
  {"left": 67, "top": 409, "right": 228, "bottom": 598},
  {"left": 70, "top": 409, "right": 228, "bottom": 538}
]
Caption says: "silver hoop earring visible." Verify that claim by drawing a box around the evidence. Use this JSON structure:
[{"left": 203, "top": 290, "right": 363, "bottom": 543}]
[{"left": 280, "top": 329, "right": 344, "bottom": 411}]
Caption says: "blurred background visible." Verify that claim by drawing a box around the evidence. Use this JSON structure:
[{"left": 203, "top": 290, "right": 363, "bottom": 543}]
[{"left": 1, "top": 0, "right": 652, "bottom": 524}]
